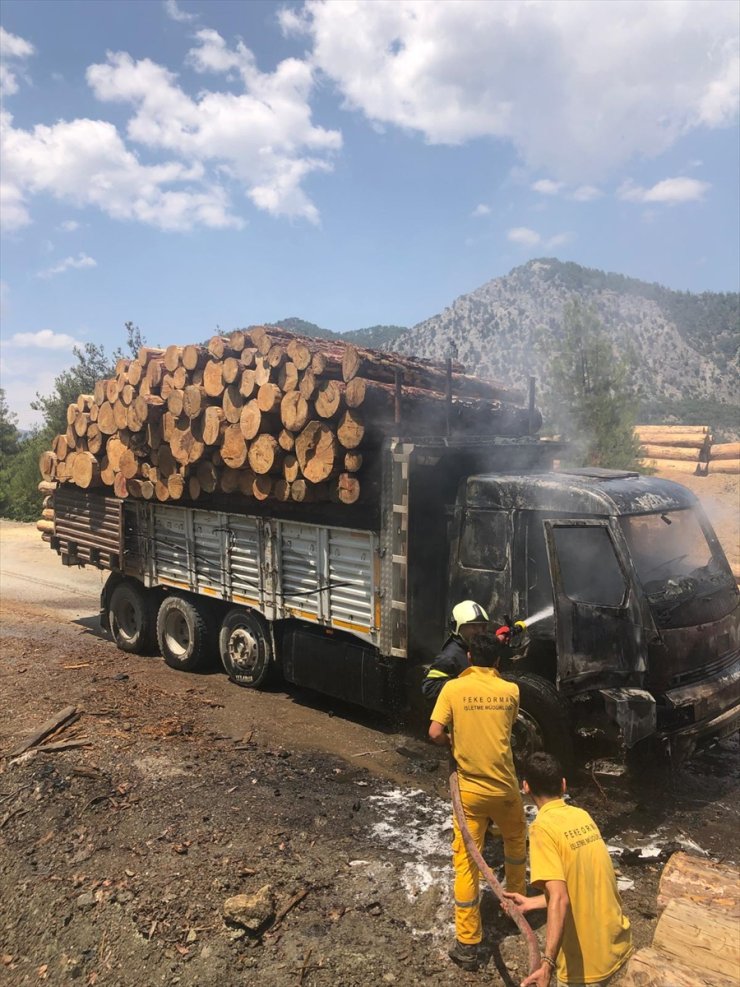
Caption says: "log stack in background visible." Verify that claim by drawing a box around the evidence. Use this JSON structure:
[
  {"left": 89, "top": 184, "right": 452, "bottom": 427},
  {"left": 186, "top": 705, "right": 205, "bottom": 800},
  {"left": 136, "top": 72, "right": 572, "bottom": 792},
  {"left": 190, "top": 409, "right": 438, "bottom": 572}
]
[
  {"left": 636, "top": 425, "right": 712, "bottom": 476},
  {"left": 37, "top": 326, "right": 531, "bottom": 534},
  {"left": 708, "top": 441, "right": 740, "bottom": 476}
]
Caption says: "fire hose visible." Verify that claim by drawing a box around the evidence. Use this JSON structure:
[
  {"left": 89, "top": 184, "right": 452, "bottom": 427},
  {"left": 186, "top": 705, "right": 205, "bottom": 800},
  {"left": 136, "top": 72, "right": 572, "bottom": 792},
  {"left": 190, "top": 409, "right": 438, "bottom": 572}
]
[{"left": 449, "top": 764, "right": 541, "bottom": 977}]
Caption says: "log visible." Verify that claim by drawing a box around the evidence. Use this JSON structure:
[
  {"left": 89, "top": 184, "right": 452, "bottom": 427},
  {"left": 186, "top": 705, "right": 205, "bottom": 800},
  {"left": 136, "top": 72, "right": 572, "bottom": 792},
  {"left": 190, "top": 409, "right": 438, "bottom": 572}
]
[
  {"left": 274, "top": 479, "right": 291, "bottom": 502},
  {"left": 278, "top": 361, "right": 299, "bottom": 392},
  {"left": 291, "top": 479, "right": 329, "bottom": 503},
  {"left": 267, "top": 343, "right": 286, "bottom": 368},
  {"left": 115, "top": 401, "right": 130, "bottom": 430},
  {"left": 252, "top": 475, "right": 272, "bottom": 501},
  {"left": 167, "top": 389, "right": 185, "bottom": 417},
  {"left": 652, "top": 897, "right": 740, "bottom": 982},
  {"left": 93, "top": 380, "right": 107, "bottom": 405},
  {"left": 278, "top": 428, "right": 295, "bottom": 452},
  {"left": 120, "top": 383, "right": 135, "bottom": 405},
  {"left": 182, "top": 344, "right": 206, "bottom": 371},
  {"left": 635, "top": 432, "right": 709, "bottom": 449},
  {"left": 138, "top": 346, "right": 165, "bottom": 366},
  {"left": 164, "top": 344, "right": 182, "bottom": 372},
  {"left": 658, "top": 853, "right": 740, "bottom": 918},
  {"left": 119, "top": 448, "right": 139, "bottom": 480},
  {"left": 196, "top": 460, "right": 218, "bottom": 494},
  {"left": 52, "top": 435, "right": 69, "bottom": 460},
  {"left": 170, "top": 424, "right": 205, "bottom": 466},
  {"left": 335, "top": 473, "right": 360, "bottom": 504},
  {"left": 113, "top": 473, "right": 129, "bottom": 498},
  {"left": 172, "top": 366, "right": 188, "bottom": 389},
  {"left": 66, "top": 404, "right": 78, "bottom": 426},
  {"left": 296, "top": 422, "right": 337, "bottom": 482},
  {"left": 87, "top": 424, "right": 103, "bottom": 455},
  {"left": 72, "top": 452, "right": 101, "bottom": 488},
  {"left": 167, "top": 473, "right": 185, "bottom": 500},
  {"left": 203, "top": 360, "right": 225, "bottom": 398},
  {"left": 208, "top": 335, "right": 230, "bottom": 360},
  {"left": 711, "top": 442, "right": 740, "bottom": 460},
  {"left": 145, "top": 359, "right": 163, "bottom": 389},
  {"left": 127, "top": 395, "right": 165, "bottom": 432},
  {"left": 37, "top": 480, "right": 58, "bottom": 495},
  {"left": 621, "top": 947, "right": 736, "bottom": 987},
  {"left": 229, "top": 329, "right": 246, "bottom": 351},
  {"left": 8, "top": 705, "right": 77, "bottom": 758},
  {"left": 98, "top": 402, "right": 116, "bottom": 435},
  {"left": 106, "top": 378, "right": 120, "bottom": 403},
  {"left": 281, "top": 392, "right": 310, "bottom": 432},
  {"left": 640, "top": 458, "right": 702, "bottom": 474},
  {"left": 315, "top": 380, "right": 343, "bottom": 419},
  {"left": 345, "top": 377, "right": 366, "bottom": 409},
  {"left": 221, "top": 425, "right": 248, "bottom": 469},
  {"left": 237, "top": 469, "right": 257, "bottom": 496},
  {"left": 155, "top": 479, "right": 170, "bottom": 501},
  {"left": 299, "top": 369, "right": 316, "bottom": 401},
  {"left": 635, "top": 425, "right": 709, "bottom": 436},
  {"left": 239, "top": 368, "right": 257, "bottom": 399},
  {"left": 283, "top": 455, "right": 300, "bottom": 483},
  {"left": 709, "top": 459, "right": 740, "bottom": 475},
  {"left": 203, "top": 406, "right": 225, "bottom": 445},
  {"left": 100, "top": 460, "right": 115, "bottom": 486},
  {"left": 41, "top": 507, "right": 54, "bottom": 521},
  {"left": 219, "top": 468, "right": 241, "bottom": 494},
  {"left": 287, "top": 339, "right": 312, "bottom": 371},
  {"left": 36, "top": 518, "right": 55, "bottom": 534},
  {"left": 188, "top": 475, "right": 201, "bottom": 500},
  {"left": 182, "top": 385, "right": 205, "bottom": 419},
  {"left": 337, "top": 409, "right": 365, "bottom": 449},
  {"left": 127, "top": 360, "right": 143, "bottom": 386},
  {"left": 344, "top": 451, "right": 363, "bottom": 472},
  {"left": 240, "top": 347, "right": 257, "bottom": 367},
  {"left": 640, "top": 445, "right": 702, "bottom": 462},
  {"left": 257, "top": 383, "right": 282, "bottom": 414},
  {"left": 248, "top": 434, "right": 281, "bottom": 475},
  {"left": 39, "top": 451, "right": 57, "bottom": 481},
  {"left": 240, "top": 400, "right": 273, "bottom": 441},
  {"left": 223, "top": 384, "right": 245, "bottom": 424},
  {"left": 254, "top": 357, "right": 272, "bottom": 387},
  {"left": 222, "top": 357, "right": 244, "bottom": 385},
  {"left": 157, "top": 445, "right": 176, "bottom": 477}
]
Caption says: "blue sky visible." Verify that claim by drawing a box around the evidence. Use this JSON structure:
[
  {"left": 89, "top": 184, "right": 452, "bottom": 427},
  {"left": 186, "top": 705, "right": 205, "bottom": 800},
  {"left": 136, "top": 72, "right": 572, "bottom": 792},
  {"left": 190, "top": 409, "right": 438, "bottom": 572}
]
[{"left": 1, "top": 0, "right": 738, "bottom": 426}]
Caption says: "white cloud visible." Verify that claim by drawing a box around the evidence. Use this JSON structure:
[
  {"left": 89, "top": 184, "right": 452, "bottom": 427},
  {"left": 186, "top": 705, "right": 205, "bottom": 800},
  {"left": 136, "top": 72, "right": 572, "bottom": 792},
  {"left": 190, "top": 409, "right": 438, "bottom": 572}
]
[
  {"left": 618, "top": 176, "right": 710, "bottom": 204},
  {"left": 570, "top": 185, "right": 602, "bottom": 202},
  {"left": 2, "top": 25, "right": 340, "bottom": 233},
  {"left": 5, "top": 328, "right": 82, "bottom": 349},
  {"left": 58, "top": 219, "right": 81, "bottom": 232},
  {"left": 164, "top": 0, "right": 197, "bottom": 23},
  {"left": 531, "top": 179, "right": 563, "bottom": 196},
  {"left": 507, "top": 226, "right": 572, "bottom": 248},
  {"left": 508, "top": 226, "right": 541, "bottom": 247},
  {"left": 38, "top": 253, "right": 97, "bottom": 278},
  {"left": 472, "top": 203, "right": 490, "bottom": 217},
  {"left": 0, "top": 26, "right": 35, "bottom": 97},
  {"left": 286, "top": 0, "right": 739, "bottom": 181}
]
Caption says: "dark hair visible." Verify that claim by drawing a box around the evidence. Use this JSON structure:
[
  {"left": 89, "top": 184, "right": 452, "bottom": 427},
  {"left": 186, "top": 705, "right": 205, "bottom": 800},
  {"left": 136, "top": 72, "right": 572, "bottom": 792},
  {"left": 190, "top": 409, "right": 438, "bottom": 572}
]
[
  {"left": 467, "top": 631, "right": 507, "bottom": 667},
  {"left": 523, "top": 752, "right": 564, "bottom": 797}
]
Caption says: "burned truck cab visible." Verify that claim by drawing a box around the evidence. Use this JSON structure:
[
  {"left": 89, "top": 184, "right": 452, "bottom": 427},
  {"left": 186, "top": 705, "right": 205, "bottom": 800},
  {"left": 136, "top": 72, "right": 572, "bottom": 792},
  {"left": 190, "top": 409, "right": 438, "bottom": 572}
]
[{"left": 448, "top": 468, "right": 740, "bottom": 759}]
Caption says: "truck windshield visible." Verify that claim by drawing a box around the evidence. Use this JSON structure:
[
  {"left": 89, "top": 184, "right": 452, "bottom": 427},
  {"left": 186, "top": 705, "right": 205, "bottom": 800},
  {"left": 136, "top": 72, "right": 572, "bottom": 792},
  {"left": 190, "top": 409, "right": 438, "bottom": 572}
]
[{"left": 620, "top": 510, "right": 737, "bottom": 627}]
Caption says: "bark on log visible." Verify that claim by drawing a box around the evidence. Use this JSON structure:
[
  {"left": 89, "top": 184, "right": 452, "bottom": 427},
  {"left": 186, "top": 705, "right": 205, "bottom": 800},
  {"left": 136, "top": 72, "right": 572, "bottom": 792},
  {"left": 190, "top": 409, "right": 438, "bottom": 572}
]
[
  {"left": 296, "top": 422, "right": 337, "bottom": 482},
  {"left": 635, "top": 425, "right": 709, "bottom": 436},
  {"left": 8, "top": 705, "right": 77, "bottom": 757},
  {"left": 635, "top": 431, "right": 709, "bottom": 449},
  {"left": 640, "top": 459, "right": 702, "bottom": 474},
  {"left": 657, "top": 853, "right": 740, "bottom": 918},
  {"left": 652, "top": 897, "right": 739, "bottom": 982}
]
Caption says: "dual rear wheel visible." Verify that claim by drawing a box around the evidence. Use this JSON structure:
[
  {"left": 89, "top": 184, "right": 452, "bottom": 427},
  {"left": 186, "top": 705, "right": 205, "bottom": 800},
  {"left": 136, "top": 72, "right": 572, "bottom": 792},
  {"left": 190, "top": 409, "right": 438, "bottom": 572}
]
[{"left": 105, "top": 577, "right": 274, "bottom": 686}]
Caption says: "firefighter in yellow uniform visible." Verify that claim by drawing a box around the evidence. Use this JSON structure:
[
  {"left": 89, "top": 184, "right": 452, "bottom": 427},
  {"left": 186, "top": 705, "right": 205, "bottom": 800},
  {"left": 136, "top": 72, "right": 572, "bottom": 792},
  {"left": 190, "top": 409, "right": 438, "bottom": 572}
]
[
  {"left": 429, "top": 631, "right": 527, "bottom": 972},
  {"left": 505, "top": 752, "right": 633, "bottom": 987}
]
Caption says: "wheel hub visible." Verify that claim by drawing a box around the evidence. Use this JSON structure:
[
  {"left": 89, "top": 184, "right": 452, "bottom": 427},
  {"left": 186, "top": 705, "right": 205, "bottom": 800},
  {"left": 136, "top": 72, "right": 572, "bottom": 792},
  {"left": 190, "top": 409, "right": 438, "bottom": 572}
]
[
  {"left": 512, "top": 709, "right": 545, "bottom": 761},
  {"left": 228, "top": 627, "right": 259, "bottom": 672},
  {"left": 164, "top": 610, "right": 190, "bottom": 657}
]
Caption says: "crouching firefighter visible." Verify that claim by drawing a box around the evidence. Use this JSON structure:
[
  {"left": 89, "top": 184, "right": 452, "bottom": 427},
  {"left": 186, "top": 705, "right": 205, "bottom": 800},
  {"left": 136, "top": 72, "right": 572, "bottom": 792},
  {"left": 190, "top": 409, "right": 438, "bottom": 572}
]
[
  {"left": 422, "top": 600, "right": 525, "bottom": 703},
  {"left": 429, "top": 631, "right": 528, "bottom": 972}
]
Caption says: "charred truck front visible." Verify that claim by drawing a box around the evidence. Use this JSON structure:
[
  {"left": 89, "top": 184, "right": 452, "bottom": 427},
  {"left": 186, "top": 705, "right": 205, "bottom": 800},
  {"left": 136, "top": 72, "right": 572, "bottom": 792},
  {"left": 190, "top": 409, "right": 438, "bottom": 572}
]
[{"left": 448, "top": 468, "right": 740, "bottom": 761}]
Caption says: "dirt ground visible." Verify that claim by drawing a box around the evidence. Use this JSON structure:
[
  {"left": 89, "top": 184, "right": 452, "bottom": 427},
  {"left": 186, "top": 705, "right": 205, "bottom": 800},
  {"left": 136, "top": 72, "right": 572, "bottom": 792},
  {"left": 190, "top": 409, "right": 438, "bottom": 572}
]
[{"left": 1, "top": 502, "right": 739, "bottom": 987}]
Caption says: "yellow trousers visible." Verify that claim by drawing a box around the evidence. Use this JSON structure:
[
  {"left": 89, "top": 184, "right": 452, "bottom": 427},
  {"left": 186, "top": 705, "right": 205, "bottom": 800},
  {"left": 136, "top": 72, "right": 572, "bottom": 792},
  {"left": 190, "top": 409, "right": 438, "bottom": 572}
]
[{"left": 452, "top": 788, "right": 527, "bottom": 945}]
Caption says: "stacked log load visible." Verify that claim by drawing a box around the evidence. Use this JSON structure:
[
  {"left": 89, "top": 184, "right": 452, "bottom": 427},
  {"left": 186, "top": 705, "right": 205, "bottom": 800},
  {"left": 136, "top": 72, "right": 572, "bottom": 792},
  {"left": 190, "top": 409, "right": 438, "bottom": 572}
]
[
  {"left": 708, "top": 441, "right": 740, "bottom": 475},
  {"left": 37, "top": 326, "right": 533, "bottom": 535},
  {"left": 635, "top": 425, "right": 711, "bottom": 476}
]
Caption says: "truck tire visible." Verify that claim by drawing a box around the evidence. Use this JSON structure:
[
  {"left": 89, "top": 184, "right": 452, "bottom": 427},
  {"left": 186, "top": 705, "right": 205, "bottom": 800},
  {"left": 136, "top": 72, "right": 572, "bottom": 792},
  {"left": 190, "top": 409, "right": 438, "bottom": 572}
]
[
  {"left": 504, "top": 672, "right": 574, "bottom": 769},
  {"left": 219, "top": 608, "right": 274, "bottom": 688},
  {"left": 108, "top": 579, "right": 158, "bottom": 655},
  {"left": 157, "top": 595, "right": 213, "bottom": 672}
]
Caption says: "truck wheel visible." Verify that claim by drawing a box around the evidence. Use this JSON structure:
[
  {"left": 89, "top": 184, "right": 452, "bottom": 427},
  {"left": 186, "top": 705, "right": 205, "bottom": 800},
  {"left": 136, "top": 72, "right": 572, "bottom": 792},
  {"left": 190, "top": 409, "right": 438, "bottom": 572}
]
[
  {"left": 157, "top": 596, "right": 213, "bottom": 672},
  {"left": 219, "top": 608, "right": 274, "bottom": 688},
  {"left": 505, "top": 672, "right": 574, "bottom": 769},
  {"left": 108, "top": 580, "right": 158, "bottom": 655}
]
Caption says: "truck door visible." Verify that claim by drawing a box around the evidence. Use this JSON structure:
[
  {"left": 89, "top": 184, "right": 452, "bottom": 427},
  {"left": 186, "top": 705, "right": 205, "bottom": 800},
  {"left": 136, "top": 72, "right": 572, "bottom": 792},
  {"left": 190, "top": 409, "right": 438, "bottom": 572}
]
[{"left": 544, "top": 519, "right": 648, "bottom": 686}]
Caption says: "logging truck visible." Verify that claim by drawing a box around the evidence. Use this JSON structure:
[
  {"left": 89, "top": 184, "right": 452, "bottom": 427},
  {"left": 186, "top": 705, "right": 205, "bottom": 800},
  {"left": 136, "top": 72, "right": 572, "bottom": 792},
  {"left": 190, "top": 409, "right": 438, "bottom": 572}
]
[
  {"left": 36, "top": 329, "right": 740, "bottom": 761},
  {"left": 44, "top": 437, "right": 740, "bottom": 762}
]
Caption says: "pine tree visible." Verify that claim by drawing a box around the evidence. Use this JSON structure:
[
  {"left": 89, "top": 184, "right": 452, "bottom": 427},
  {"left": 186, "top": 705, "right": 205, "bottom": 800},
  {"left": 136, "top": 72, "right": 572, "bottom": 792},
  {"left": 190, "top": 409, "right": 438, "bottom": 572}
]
[{"left": 540, "top": 299, "right": 642, "bottom": 469}]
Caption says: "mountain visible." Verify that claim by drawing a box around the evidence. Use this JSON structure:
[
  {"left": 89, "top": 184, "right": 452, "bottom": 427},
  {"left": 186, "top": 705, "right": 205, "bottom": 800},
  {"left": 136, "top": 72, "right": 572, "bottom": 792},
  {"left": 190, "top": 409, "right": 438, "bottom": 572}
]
[
  {"left": 274, "top": 317, "right": 407, "bottom": 350},
  {"left": 395, "top": 259, "right": 739, "bottom": 429}
]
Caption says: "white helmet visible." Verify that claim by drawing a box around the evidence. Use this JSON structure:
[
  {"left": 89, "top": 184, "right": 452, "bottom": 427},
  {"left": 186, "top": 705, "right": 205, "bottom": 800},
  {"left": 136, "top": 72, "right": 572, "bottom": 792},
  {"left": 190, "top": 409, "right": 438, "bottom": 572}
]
[{"left": 451, "top": 600, "right": 490, "bottom": 636}]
